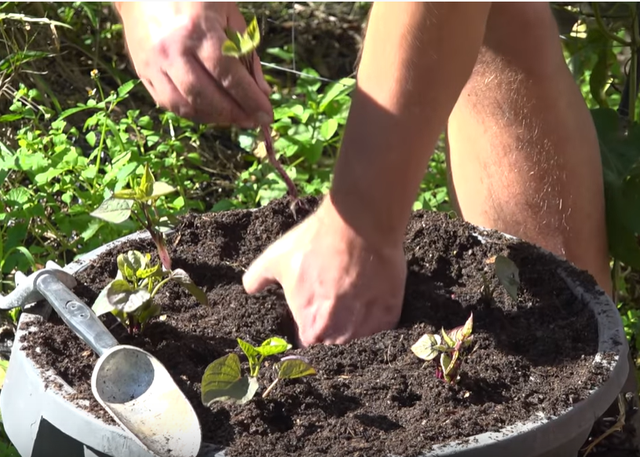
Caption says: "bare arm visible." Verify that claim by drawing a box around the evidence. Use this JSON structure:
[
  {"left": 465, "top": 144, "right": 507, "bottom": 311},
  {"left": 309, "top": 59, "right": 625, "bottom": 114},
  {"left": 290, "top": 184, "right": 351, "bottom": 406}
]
[
  {"left": 244, "top": 2, "right": 494, "bottom": 345},
  {"left": 330, "top": 2, "right": 492, "bottom": 248}
]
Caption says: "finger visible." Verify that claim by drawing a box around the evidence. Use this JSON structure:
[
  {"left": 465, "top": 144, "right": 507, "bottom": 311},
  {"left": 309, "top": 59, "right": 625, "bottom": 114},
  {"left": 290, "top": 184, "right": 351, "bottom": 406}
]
[
  {"left": 200, "top": 24, "right": 273, "bottom": 124},
  {"left": 251, "top": 52, "right": 272, "bottom": 98},
  {"left": 166, "top": 54, "right": 256, "bottom": 128},
  {"left": 145, "top": 68, "right": 193, "bottom": 119},
  {"left": 242, "top": 245, "right": 282, "bottom": 295}
]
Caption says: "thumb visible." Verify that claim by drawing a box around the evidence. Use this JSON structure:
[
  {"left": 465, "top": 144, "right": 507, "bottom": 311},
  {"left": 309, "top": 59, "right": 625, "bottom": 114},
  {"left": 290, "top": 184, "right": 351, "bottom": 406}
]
[{"left": 242, "top": 244, "right": 282, "bottom": 294}]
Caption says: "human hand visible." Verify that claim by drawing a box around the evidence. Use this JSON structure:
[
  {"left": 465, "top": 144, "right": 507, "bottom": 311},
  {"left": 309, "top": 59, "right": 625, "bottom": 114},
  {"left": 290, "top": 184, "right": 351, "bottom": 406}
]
[
  {"left": 242, "top": 197, "right": 407, "bottom": 346},
  {"left": 115, "top": 2, "right": 272, "bottom": 128}
]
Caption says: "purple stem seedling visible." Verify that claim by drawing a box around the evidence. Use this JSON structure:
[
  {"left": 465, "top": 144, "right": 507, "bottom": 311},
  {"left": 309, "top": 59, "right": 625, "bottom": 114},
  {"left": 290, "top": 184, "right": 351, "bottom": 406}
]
[
  {"left": 221, "top": 16, "right": 302, "bottom": 216},
  {"left": 411, "top": 313, "right": 475, "bottom": 384}
]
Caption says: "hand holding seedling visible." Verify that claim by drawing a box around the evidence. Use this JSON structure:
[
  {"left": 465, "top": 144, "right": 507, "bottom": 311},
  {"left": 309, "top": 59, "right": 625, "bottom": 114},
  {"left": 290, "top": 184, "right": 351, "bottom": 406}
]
[
  {"left": 243, "top": 197, "right": 407, "bottom": 346},
  {"left": 115, "top": 2, "right": 272, "bottom": 127}
]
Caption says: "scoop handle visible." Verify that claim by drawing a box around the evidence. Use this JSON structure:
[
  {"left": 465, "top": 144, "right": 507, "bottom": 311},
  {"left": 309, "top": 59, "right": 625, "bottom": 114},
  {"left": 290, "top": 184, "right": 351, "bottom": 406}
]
[{"left": 35, "top": 271, "right": 118, "bottom": 356}]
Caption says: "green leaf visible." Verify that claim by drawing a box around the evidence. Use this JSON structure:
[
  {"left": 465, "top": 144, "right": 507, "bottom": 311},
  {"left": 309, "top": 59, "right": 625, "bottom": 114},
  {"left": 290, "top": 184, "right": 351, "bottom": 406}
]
[
  {"left": 495, "top": 255, "right": 520, "bottom": 300},
  {"left": 117, "top": 79, "right": 138, "bottom": 98},
  {"left": 594, "top": 108, "right": 640, "bottom": 267},
  {"left": 150, "top": 181, "right": 177, "bottom": 199},
  {"left": 319, "top": 118, "right": 338, "bottom": 141},
  {"left": 92, "top": 282, "right": 116, "bottom": 316},
  {"left": 140, "top": 164, "right": 155, "bottom": 198},
  {"left": 440, "top": 328, "right": 455, "bottom": 348},
  {"left": 117, "top": 251, "right": 149, "bottom": 281},
  {"left": 278, "top": 356, "right": 316, "bottom": 379},
  {"left": 222, "top": 16, "right": 261, "bottom": 57},
  {"left": 256, "top": 337, "right": 291, "bottom": 356},
  {"left": 448, "top": 313, "right": 474, "bottom": 343},
  {"left": 171, "top": 268, "right": 208, "bottom": 306},
  {"left": 90, "top": 198, "right": 133, "bottom": 224},
  {"left": 105, "top": 279, "right": 151, "bottom": 313},
  {"left": 237, "top": 338, "right": 261, "bottom": 376},
  {"left": 201, "top": 354, "right": 259, "bottom": 406},
  {"left": 410, "top": 333, "right": 442, "bottom": 361}
]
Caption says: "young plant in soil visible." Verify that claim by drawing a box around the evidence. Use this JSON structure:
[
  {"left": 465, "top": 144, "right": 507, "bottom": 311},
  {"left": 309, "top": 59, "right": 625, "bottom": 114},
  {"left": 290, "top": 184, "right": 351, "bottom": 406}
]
[
  {"left": 90, "top": 163, "right": 176, "bottom": 271},
  {"left": 411, "top": 313, "right": 475, "bottom": 384},
  {"left": 92, "top": 250, "right": 208, "bottom": 334},
  {"left": 482, "top": 254, "right": 521, "bottom": 302},
  {"left": 201, "top": 337, "right": 316, "bottom": 406},
  {"left": 221, "top": 16, "right": 302, "bottom": 215}
]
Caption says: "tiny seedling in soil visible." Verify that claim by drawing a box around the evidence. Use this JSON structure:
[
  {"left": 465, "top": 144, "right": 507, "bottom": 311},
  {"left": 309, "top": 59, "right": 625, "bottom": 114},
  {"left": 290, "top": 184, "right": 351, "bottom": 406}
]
[
  {"left": 411, "top": 313, "right": 474, "bottom": 384},
  {"left": 92, "top": 250, "right": 207, "bottom": 334},
  {"left": 221, "top": 16, "right": 302, "bottom": 216},
  {"left": 482, "top": 254, "right": 521, "bottom": 301},
  {"left": 90, "top": 163, "right": 176, "bottom": 271},
  {"left": 201, "top": 337, "right": 316, "bottom": 406}
]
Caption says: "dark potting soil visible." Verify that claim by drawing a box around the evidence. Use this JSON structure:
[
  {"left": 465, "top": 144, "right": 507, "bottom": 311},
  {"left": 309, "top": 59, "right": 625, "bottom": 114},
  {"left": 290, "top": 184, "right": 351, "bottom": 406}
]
[{"left": 21, "top": 196, "right": 616, "bottom": 457}]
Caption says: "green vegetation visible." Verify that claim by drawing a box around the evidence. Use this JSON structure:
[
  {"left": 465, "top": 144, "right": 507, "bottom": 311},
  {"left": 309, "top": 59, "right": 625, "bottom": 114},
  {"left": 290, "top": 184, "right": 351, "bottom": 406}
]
[
  {"left": 1, "top": 0, "right": 640, "bottom": 451},
  {"left": 201, "top": 337, "right": 315, "bottom": 405}
]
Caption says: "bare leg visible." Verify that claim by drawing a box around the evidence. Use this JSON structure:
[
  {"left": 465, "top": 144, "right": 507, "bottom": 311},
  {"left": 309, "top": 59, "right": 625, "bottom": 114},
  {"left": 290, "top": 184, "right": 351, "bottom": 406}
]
[{"left": 446, "top": 2, "right": 611, "bottom": 294}]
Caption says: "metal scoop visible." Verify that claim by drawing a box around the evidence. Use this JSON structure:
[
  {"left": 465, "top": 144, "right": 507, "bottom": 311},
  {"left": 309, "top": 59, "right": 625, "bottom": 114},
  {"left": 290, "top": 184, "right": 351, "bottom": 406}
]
[{"left": 5, "top": 266, "right": 202, "bottom": 457}]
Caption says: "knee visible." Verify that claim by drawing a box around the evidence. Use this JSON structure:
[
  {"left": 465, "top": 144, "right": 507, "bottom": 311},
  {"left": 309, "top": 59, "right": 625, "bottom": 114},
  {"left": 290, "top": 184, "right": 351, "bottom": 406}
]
[{"left": 479, "top": 3, "right": 567, "bottom": 77}]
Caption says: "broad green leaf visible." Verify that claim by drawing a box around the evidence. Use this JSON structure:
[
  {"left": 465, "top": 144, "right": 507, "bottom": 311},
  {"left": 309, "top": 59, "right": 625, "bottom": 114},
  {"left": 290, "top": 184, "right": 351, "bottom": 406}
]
[
  {"left": 92, "top": 282, "right": 116, "bottom": 316},
  {"left": 105, "top": 280, "right": 151, "bottom": 313},
  {"left": 256, "top": 337, "right": 291, "bottom": 356},
  {"left": 201, "top": 354, "right": 259, "bottom": 406},
  {"left": 319, "top": 118, "right": 338, "bottom": 141},
  {"left": 278, "top": 357, "right": 316, "bottom": 379},
  {"left": 171, "top": 268, "right": 208, "bottom": 306},
  {"left": 90, "top": 198, "right": 133, "bottom": 224},
  {"left": 495, "top": 255, "right": 520, "bottom": 300},
  {"left": 319, "top": 78, "right": 356, "bottom": 112},
  {"left": 150, "top": 181, "right": 177, "bottom": 199},
  {"left": 137, "top": 302, "right": 161, "bottom": 326},
  {"left": 410, "top": 333, "right": 442, "bottom": 361}
]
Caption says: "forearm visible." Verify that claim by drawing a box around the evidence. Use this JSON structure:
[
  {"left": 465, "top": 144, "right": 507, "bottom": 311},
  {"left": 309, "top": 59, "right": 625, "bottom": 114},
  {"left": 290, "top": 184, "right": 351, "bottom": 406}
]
[{"left": 329, "top": 2, "right": 491, "bottom": 247}]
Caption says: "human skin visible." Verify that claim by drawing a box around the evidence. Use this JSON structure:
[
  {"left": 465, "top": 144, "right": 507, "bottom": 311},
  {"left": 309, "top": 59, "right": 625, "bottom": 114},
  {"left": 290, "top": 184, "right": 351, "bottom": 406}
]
[
  {"left": 446, "top": 2, "right": 611, "bottom": 295},
  {"left": 116, "top": 2, "right": 611, "bottom": 346}
]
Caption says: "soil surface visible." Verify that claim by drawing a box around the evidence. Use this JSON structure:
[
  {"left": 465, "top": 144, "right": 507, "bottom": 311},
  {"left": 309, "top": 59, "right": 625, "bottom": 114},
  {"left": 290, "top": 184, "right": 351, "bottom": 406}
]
[{"left": 21, "top": 196, "right": 618, "bottom": 457}]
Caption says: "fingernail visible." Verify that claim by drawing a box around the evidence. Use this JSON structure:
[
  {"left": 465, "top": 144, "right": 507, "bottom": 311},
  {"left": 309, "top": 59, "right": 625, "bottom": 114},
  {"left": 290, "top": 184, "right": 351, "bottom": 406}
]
[{"left": 256, "top": 111, "right": 271, "bottom": 126}]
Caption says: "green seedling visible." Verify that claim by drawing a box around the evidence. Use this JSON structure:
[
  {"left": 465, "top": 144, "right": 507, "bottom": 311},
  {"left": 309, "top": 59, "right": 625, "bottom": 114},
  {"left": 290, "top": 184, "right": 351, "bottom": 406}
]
[
  {"left": 411, "top": 313, "right": 474, "bottom": 384},
  {"left": 494, "top": 255, "right": 520, "bottom": 300},
  {"left": 482, "top": 255, "right": 521, "bottom": 301},
  {"left": 201, "top": 337, "right": 316, "bottom": 406},
  {"left": 90, "top": 164, "right": 176, "bottom": 271},
  {"left": 92, "top": 250, "right": 207, "bottom": 334},
  {"left": 221, "top": 16, "right": 301, "bottom": 214}
]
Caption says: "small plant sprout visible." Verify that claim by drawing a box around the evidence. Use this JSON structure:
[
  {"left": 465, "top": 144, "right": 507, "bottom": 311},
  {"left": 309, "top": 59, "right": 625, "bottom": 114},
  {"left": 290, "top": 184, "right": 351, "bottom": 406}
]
[
  {"left": 201, "top": 337, "right": 316, "bottom": 406},
  {"left": 484, "top": 254, "right": 521, "bottom": 301},
  {"left": 411, "top": 313, "right": 474, "bottom": 384},
  {"left": 90, "top": 164, "right": 176, "bottom": 271},
  {"left": 92, "top": 250, "right": 207, "bottom": 334},
  {"left": 221, "top": 16, "right": 301, "bottom": 214}
]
